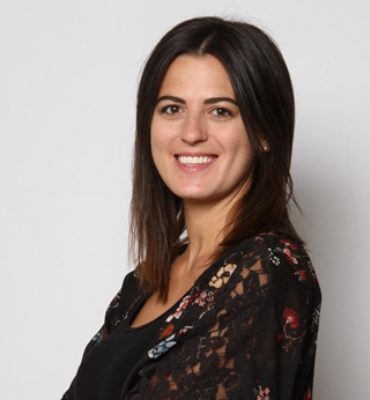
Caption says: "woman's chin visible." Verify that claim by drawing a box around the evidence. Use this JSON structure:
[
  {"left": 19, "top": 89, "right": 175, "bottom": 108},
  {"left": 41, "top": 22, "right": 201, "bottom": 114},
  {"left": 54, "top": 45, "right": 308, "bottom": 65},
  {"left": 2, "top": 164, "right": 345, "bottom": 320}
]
[{"left": 173, "top": 190, "right": 224, "bottom": 205}]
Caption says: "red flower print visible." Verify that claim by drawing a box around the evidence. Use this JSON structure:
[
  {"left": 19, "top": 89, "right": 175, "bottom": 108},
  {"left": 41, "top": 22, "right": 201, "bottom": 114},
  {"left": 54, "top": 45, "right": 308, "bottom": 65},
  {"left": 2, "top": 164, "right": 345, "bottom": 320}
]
[
  {"left": 109, "top": 293, "right": 121, "bottom": 309},
  {"left": 283, "top": 307, "right": 299, "bottom": 329},
  {"left": 280, "top": 239, "right": 297, "bottom": 251},
  {"left": 295, "top": 269, "right": 307, "bottom": 281},
  {"left": 159, "top": 323, "right": 175, "bottom": 339},
  {"left": 303, "top": 389, "right": 312, "bottom": 400},
  {"left": 282, "top": 248, "right": 298, "bottom": 265},
  {"left": 194, "top": 289, "right": 214, "bottom": 307},
  {"left": 256, "top": 385, "right": 271, "bottom": 400},
  {"left": 166, "top": 295, "right": 192, "bottom": 322}
]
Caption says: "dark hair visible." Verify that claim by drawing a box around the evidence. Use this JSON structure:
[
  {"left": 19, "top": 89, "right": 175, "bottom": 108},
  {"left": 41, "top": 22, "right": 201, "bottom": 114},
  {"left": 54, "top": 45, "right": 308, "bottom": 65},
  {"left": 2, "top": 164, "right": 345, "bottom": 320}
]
[{"left": 130, "top": 16, "right": 303, "bottom": 302}]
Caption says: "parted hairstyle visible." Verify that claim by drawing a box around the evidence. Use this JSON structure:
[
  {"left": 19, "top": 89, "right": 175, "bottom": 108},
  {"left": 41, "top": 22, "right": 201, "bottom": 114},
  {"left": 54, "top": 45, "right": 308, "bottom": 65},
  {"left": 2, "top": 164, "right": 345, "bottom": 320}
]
[{"left": 129, "top": 16, "right": 303, "bottom": 302}]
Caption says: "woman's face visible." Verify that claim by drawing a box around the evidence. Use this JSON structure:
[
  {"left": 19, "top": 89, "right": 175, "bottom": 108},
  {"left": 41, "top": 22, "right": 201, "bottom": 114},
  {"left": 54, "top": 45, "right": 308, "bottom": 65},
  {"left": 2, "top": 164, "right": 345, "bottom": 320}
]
[{"left": 150, "top": 54, "right": 255, "bottom": 205}]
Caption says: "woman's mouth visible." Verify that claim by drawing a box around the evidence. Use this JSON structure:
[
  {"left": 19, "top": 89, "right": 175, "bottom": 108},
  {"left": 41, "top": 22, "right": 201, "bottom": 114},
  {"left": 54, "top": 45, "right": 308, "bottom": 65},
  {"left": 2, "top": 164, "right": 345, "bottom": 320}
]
[
  {"left": 175, "top": 154, "right": 218, "bottom": 171},
  {"left": 177, "top": 155, "right": 216, "bottom": 164}
]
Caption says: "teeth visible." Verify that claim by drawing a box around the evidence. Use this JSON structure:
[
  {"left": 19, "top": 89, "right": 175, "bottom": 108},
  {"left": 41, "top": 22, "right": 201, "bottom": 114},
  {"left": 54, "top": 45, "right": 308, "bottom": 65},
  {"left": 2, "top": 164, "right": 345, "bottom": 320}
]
[{"left": 177, "top": 156, "right": 215, "bottom": 164}]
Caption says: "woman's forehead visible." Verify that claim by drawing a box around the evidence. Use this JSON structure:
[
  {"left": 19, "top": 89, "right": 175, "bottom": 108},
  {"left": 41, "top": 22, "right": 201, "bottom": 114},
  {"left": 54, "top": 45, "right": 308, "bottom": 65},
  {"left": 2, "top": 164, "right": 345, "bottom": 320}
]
[{"left": 157, "top": 54, "right": 235, "bottom": 99}]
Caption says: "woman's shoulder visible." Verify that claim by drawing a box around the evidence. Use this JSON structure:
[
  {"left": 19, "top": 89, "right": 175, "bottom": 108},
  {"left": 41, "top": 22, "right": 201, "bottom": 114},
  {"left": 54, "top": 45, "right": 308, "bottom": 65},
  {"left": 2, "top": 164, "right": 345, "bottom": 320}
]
[
  {"left": 105, "top": 270, "right": 141, "bottom": 312},
  {"left": 229, "top": 231, "right": 320, "bottom": 290},
  {"left": 236, "top": 231, "right": 311, "bottom": 263},
  {"left": 120, "top": 269, "right": 142, "bottom": 297}
]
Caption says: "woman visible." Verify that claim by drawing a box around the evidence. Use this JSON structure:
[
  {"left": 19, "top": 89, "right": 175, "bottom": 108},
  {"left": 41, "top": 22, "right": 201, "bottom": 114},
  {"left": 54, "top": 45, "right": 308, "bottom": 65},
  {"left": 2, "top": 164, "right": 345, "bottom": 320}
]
[{"left": 62, "top": 16, "right": 321, "bottom": 399}]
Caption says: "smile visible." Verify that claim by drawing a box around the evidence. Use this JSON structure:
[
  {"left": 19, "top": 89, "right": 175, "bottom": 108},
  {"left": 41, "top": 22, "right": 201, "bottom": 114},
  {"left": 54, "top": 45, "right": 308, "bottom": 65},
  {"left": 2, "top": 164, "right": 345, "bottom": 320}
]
[{"left": 176, "top": 155, "right": 216, "bottom": 165}]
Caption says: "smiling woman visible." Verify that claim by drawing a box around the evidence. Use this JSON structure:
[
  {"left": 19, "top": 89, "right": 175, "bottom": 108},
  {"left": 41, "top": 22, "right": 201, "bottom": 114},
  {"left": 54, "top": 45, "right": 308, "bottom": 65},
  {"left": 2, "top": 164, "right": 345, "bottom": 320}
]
[
  {"left": 150, "top": 54, "right": 256, "bottom": 204},
  {"left": 62, "top": 16, "right": 321, "bottom": 400}
]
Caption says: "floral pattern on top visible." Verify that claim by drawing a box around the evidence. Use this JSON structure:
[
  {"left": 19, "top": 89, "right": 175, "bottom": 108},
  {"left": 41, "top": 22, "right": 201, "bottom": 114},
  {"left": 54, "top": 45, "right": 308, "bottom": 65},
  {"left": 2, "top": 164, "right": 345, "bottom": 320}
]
[
  {"left": 148, "top": 334, "right": 177, "bottom": 359},
  {"left": 255, "top": 385, "right": 271, "bottom": 400},
  {"left": 62, "top": 231, "right": 322, "bottom": 400}
]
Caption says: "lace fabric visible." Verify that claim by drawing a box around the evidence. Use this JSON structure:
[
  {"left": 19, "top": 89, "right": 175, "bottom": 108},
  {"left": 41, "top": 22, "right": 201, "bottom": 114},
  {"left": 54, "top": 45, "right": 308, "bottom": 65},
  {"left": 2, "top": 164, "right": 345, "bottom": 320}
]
[{"left": 62, "top": 232, "right": 321, "bottom": 400}]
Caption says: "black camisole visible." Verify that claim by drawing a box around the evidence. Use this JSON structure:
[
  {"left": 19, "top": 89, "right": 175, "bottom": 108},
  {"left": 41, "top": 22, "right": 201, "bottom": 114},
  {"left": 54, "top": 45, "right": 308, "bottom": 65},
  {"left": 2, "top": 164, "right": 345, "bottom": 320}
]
[{"left": 69, "top": 296, "right": 178, "bottom": 400}]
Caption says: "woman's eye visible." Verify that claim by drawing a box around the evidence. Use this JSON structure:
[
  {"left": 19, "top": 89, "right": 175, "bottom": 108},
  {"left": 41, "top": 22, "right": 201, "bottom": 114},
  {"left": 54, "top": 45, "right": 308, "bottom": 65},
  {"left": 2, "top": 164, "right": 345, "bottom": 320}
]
[
  {"left": 159, "top": 104, "right": 181, "bottom": 115},
  {"left": 211, "top": 107, "right": 233, "bottom": 118}
]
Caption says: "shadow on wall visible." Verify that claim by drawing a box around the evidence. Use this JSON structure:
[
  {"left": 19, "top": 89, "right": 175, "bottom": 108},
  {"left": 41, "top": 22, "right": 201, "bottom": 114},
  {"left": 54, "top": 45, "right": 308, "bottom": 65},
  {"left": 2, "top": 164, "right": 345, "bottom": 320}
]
[{"left": 290, "top": 159, "right": 360, "bottom": 399}]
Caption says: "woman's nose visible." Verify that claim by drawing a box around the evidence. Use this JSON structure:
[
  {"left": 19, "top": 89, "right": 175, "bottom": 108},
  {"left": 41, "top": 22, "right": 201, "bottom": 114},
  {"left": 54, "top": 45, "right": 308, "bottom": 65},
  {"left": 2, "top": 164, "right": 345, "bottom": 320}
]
[{"left": 180, "top": 112, "right": 208, "bottom": 144}]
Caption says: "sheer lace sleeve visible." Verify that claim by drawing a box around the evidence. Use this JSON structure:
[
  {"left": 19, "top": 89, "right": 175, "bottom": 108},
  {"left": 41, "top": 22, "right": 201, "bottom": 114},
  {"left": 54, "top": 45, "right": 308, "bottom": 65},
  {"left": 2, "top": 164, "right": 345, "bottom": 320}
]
[{"left": 127, "top": 236, "right": 321, "bottom": 399}]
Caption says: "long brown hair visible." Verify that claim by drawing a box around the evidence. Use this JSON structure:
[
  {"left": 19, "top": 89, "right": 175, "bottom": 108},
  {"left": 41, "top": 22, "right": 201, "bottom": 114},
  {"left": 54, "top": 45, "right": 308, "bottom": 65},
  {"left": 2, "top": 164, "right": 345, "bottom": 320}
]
[{"left": 130, "top": 16, "right": 303, "bottom": 302}]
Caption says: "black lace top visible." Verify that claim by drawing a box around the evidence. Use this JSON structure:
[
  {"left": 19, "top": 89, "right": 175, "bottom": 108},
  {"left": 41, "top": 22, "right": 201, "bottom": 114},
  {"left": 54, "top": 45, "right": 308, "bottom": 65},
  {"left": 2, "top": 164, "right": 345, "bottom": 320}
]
[{"left": 62, "top": 232, "right": 322, "bottom": 400}]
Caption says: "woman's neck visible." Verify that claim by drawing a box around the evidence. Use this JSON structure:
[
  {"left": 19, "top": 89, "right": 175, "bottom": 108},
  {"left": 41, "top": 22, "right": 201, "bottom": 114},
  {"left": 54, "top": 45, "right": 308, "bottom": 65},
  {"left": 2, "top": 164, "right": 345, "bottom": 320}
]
[
  {"left": 176, "top": 176, "right": 252, "bottom": 277},
  {"left": 178, "top": 197, "right": 236, "bottom": 275}
]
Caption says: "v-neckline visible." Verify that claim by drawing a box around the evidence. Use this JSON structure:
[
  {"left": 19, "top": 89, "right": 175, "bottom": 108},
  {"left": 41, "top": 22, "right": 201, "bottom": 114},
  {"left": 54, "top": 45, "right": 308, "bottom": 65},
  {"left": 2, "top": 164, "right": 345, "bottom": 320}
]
[{"left": 125, "top": 234, "right": 259, "bottom": 331}]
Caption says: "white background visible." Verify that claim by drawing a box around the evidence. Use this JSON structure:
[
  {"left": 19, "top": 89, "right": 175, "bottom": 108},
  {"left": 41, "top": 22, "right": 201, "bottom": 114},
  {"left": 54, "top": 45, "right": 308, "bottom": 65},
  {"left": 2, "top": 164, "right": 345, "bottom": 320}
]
[{"left": 1, "top": 1, "right": 369, "bottom": 398}]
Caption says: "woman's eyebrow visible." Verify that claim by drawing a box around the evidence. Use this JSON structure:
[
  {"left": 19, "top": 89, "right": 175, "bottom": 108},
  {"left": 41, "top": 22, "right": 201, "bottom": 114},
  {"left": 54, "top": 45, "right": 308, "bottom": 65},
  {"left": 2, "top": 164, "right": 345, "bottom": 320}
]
[
  {"left": 204, "top": 97, "right": 238, "bottom": 106},
  {"left": 156, "top": 95, "right": 238, "bottom": 106},
  {"left": 156, "top": 95, "right": 185, "bottom": 104}
]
